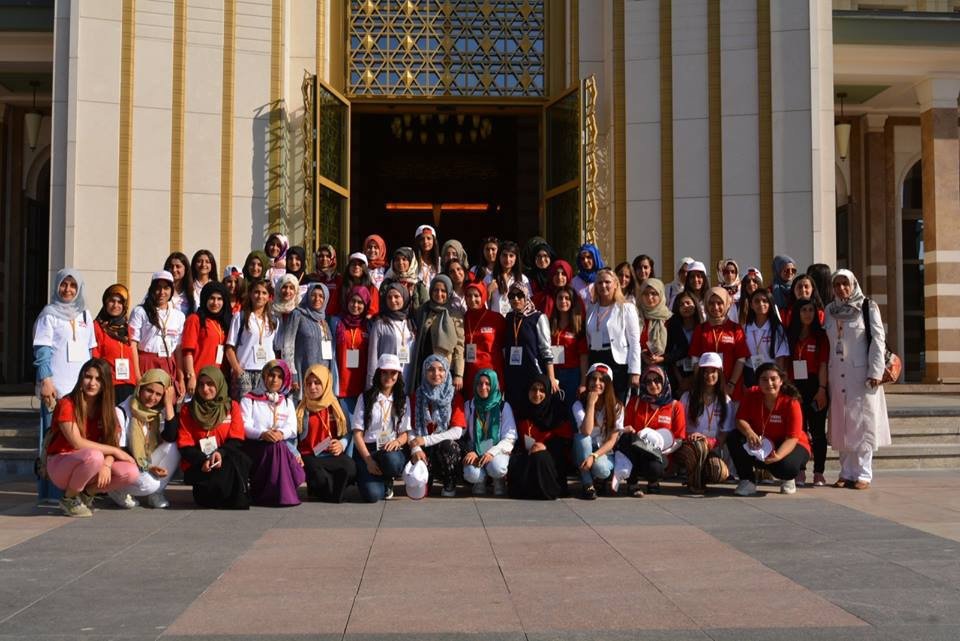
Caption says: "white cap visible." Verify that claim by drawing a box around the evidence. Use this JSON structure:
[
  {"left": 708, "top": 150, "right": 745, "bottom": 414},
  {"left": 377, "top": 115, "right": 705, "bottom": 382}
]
[
  {"left": 151, "top": 270, "right": 174, "bottom": 283},
  {"left": 688, "top": 261, "right": 707, "bottom": 274},
  {"left": 377, "top": 353, "right": 403, "bottom": 373},
  {"left": 348, "top": 252, "right": 368, "bottom": 266},
  {"left": 745, "top": 266, "right": 763, "bottom": 282},
  {"left": 222, "top": 265, "right": 242, "bottom": 279},
  {"left": 586, "top": 362, "right": 614, "bottom": 383},
  {"left": 698, "top": 352, "right": 723, "bottom": 370},
  {"left": 415, "top": 224, "right": 436, "bottom": 238},
  {"left": 679, "top": 257, "right": 695, "bottom": 269},
  {"left": 403, "top": 460, "right": 429, "bottom": 500}
]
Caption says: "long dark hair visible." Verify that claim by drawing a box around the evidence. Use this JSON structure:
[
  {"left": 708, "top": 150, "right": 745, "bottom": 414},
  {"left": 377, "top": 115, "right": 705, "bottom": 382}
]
[
  {"left": 472, "top": 236, "right": 499, "bottom": 279},
  {"left": 549, "top": 285, "right": 584, "bottom": 335},
  {"left": 745, "top": 288, "right": 787, "bottom": 360},
  {"left": 191, "top": 249, "right": 219, "bottom": 286},
  {"left": 670, "top": 289, "right": 704, "bottom": 326},
  {"left": 198, "top": 281, "right": 233, "bottom": 333},
  {"left": 687, "top": 363, "right": 728, "bottom": 425},
  {"left": 362, "top": 369, "right": 407, "bottom": 431},
  {"left": 493, "top": 240, "right": 523, "bottom": 294},
  {"left": 342, "top": 257, "right": 374, "bottom": 309},
  {"left": 143, "top": 277, "right": 173, "bottom": 330},
  {"left": 614, "top": 262, "right": 639, "bottom": 301},
  {"left": 755, "top": 362, "right": 801, "bottom": 401},
  {"left": 789, "top": 273, "right": 824, "bottom": 310},
  {"left": 632, "top": 254, "right": 656, "bottom": 278},
  {"left": 786, "top": 297, "right": 825, "bottom": 353},
  {"left": 164, "top": 252, "right": 195, "bottom": 314},
  {"left": 415, "top": 231, "right": 440, "bottom": 275},
  {"left": 806, "top": 263, "right": 833, "bottom": 305},
  {"left": 66, "top": 358, "right": 118, "bottom": 446},
  {"left": 683, "top": 267, "right": 710, "bottom": 302},
  {"left": 241, "top": 280, "right": 277, "bottom": 333}
]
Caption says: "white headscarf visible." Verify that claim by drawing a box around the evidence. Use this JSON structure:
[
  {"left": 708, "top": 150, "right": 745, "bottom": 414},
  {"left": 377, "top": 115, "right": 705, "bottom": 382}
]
[
  {"left": 827, "top": 269, "right": 865, "bottom": 321},
  {"left": 39, "top": 268, "right": 87, "bottom": 321}
]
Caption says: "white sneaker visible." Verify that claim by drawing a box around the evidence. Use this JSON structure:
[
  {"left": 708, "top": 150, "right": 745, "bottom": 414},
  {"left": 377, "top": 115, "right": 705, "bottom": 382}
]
[
  {"left": 780, "top": 479, "right": 797, "bottom": 495},
  {"left": 145, "top": 491, "right": 170, "bottom": 509},
  {"left": 59, "top": 495, "right": 93, "bottom": 518},
  {"left": 472, "top": 481, "right": 487, "bottom": 496},
  {"left": 492, "top": 478, "right": 507, "bottom": 497},
  {"left": 108, "top": 490, "right": 137, "bottom": 509},
  {"left": 384, "top": 483, "right": 395, "bottom": 500},
  {"left": 734, "top": 480, "right": 757, "bottom": 497}
]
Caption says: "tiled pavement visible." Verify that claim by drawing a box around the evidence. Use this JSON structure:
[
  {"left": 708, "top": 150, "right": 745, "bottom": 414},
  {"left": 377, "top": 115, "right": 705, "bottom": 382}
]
[{"left": 1, "top": 472, "right": 960, "bottom": 641}]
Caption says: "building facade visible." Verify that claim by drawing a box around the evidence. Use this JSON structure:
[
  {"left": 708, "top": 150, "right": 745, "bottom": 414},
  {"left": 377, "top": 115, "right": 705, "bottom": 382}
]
[{"left": 0, "top": 0, "right": 958, "bottom": 387}]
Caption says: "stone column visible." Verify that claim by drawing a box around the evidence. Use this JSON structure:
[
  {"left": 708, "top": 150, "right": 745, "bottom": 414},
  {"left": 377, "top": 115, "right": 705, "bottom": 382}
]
[
  {"left": 914, "top": 77, "right": 960, "bottom": 383},
  {"left": 862, "top": 114, "right": 888, "bottom": 322}
]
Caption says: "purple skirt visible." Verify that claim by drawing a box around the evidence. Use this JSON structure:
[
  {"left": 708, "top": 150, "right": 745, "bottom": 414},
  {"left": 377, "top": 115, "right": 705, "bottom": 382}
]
[{"left": 243, "top": 440, "right": 305, "bottom": 507}]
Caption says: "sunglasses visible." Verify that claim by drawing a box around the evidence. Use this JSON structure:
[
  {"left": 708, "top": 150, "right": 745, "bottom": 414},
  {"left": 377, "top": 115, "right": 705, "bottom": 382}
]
[
  {"left": 643, "top": 377, "right": 663, "bottom": 386},
  {"left": 508, "top": 291, "right": 526, "bottom": 300},
  {"left": 783, "top": 268, "right": 798, "bottom": 275}
]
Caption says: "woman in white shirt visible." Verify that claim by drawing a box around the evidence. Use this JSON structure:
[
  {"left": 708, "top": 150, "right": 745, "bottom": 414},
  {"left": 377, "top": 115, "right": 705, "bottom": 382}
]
[
  {"left": 743, "top": 288, "right": 789, "bottom": 388},
  {"left": 676, "top": 352, "right": 735, "bottom": 494},
  {"left": 225, "top": 279, "right": 279, "bottom": 400},
  {"left": 584, "top": 268, "right": 642, "bottom": 400},
  {"left": 572, "top": 363, "right": 624, "bottom": 500},
  {"left": 352, "top": 354, "right": 411, "bottom": 502},
  {"left": 240, "top": 360, "right": 305, "bottom": 506},
  {"left": 487, "top": 240, "right": 531, "bottom": 316},
  {"left": 129, "top": 270, "right": 186, "bottom": 396},
  {"left": 462, "top": 369, "right": 516, "bottom": 496}
]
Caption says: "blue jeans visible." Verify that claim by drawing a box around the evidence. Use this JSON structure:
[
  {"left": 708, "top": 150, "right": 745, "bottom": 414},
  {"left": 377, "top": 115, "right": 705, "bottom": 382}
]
[
  {"left": 573, "top": 434, "right": 614, "bottom": 485},
  {"left": 38, "top": 404, "right": 63, "bottom": 502},
  {"left": 353, "top": 444, "right": 406, "bottom": 503}
]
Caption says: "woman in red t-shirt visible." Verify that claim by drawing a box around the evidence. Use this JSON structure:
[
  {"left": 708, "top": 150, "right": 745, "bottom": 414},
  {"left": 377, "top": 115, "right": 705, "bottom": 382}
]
[
  {"left": 688, "top": 287, "right": 748, "bottom": 398},
  {"left": 181, "top": 282, "right": 233, "bottom": 397},
  {"left": 786, "top": 297, "right": 830, "bottom": 487},
  {"left": 93, "top": 284, "right": 137, "bottom": 403},
  {"left": 295, "top": 364, "right": 357, "bottom": 503},
  {"left": 177, "top": 366, "right": 251, "bottom": 509},
  {"left": 548, "top": 285, "right": 588, "bottom": 408},
  {"left": 730, "top": 363, "right": 811, "bottom": 497},
  {"left": 332, "top": 286, "right": 371, "bottom": 413},
  {"left": 462, "top": 281, "right": 505, "bottom": 397},
  {"left": 45, "top": 358, "right": 138, "bottom": 517}
]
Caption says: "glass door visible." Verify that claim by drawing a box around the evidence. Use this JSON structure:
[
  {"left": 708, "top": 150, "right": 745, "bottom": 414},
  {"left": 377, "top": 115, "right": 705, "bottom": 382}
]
[{"left": 314, "top": 79, "right": 351, "bottom": 260}]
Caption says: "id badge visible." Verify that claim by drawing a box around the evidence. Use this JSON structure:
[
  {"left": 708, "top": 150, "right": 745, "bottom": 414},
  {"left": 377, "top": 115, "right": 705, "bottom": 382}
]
[
  {"left": 215, "top": 344, "right": 225, "bottom": 365},
  {"left": 589, "top": 334, "right": 604, "bottom": 351},
  {"left": 66, "top": 340, "right": 86, "bottom": 363},
  {"left": 551, "top": 345, "right": 565, "bottom": 366},
  {"left": 465, "top": 343, "right": 478, "bottom": 363},
  {"left": 162, "top": 336, "right": 174, "bottom": 356},
  {"left": 478, "top": 439, "right": 494, "bottom": 455},
  {"left": 523, "top": 435, "right": 536, "bottom": 451},
  {"left": 346, "top": 349, "right": 360, "bottom": 369},
  {"left": 749, "top": 354, "right": 765, "bottom": 370},
  {"left": 320, "top": 340, "right": 333, "bottom": 361},
  {"left": 254, "top": 345, "right": 268, "bottom": 365},
  {"left": 312, "top": 437, "right": 331, "bottom": 456},
  {"left": 681, "top": 356, "right": 695, "bottom": 373},
  {"left": 509, "top": 346, "right": 523, "bottom": 366},
  {"left": 199, "top": 436, "right": 218, "bottom": 456},
  {"left": 793, "top": 360, "right": 809, "bottom": 380},
  {"left": 397, "top": 346, "right": 410, "bottom": 364},
  {"left": 376, "top": 429, "right": 392, "bottom": 448},
  {"left": 835, "top": 341, "right": 844, "bottom": 356},
  {"left": 114, "top": 358, "right": 131, "bottom": 380}
]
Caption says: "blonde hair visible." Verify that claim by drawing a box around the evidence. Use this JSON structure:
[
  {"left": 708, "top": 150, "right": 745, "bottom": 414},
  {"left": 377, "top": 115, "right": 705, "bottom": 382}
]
[{"left": 592, "top": 268, "right": 625, "bottom": 305}]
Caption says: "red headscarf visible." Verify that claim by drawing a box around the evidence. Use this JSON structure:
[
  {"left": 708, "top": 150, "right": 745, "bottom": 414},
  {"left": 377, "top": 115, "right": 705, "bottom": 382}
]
[
  {"left": 463, "top": 280, "right": 489, "bottom": 325},
  {"left": 363, "top": 235, "right": 388, "bottom": 269}
]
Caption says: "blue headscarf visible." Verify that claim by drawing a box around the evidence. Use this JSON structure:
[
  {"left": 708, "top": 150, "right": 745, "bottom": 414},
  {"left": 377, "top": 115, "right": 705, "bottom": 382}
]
[
  {"left": 771, "top": 255, "right": 797, "bottom": 310},
  {"left": 639, "top": 365, "right": 673, "bottom": 407},
  {"left": 296, "top": 282, "right": 329, "bottom": 323},
  {"left": 414, "top": 354, "right": 454, "bottom": 437},
  {"left": 576, "top": 243, "right": 605, "bottom": 284}
]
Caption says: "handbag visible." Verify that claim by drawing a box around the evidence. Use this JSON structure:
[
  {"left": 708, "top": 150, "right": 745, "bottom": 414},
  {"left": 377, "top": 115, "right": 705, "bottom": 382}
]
[{"left": 863, "top": 298, "right": 902, "bottom": 384}]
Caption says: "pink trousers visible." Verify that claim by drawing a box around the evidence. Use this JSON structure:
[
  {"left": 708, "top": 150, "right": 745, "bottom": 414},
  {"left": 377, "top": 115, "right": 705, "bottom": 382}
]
[{"left": 47, "top": 449, "right": 140, "bottom": 493}]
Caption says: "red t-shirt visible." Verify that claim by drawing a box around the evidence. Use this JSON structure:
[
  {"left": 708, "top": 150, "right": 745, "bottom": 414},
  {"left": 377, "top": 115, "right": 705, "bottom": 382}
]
[
  {"left": 689, "top": 320, "right": 750, "bottom": 380},
  {"left": 335, "top": 323, "right": 369, "bottom": 398},
  {"left": 409, "top": 392, "right": 466, "bottom": 434},
  {"left": 780, "top": 306, "right": 825, "bottom": 329},
  {"left": 48, "top": 397, "right": 107, "bottom": 456},
  {"left": 92, "top": 323, "right": 136, "bottom": 386},
  {"left": 790, "top": 333, "right": 829, "bottom": 383},
  {"left": 176, "top": 401, "right": 245, "bottom": 470},
  {"left": 736, "top": 387, "right": 811, "bottom": 453},
  {"left": 551, "top": 327, "right": 588, "bottom": 371},
  {"left": 180, "top": 315, "right": 227, "bottom": 375},
  {"left": 625, "top": 398, "right": 686, "bottom": 442},
  {"left": 297, "top": 408, "right": 347, "bottom": 456},
  {"left": 516, "top": 417, "right": 575, "bottom": 443},
  {"left": 463, "top": 310, "right": 505, "bottom": 397}
]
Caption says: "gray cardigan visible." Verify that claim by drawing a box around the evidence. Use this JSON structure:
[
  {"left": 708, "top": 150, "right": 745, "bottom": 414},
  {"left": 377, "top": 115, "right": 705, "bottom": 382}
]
[{"left": 280, "top": 308, "right": 339, "bottom": 391}]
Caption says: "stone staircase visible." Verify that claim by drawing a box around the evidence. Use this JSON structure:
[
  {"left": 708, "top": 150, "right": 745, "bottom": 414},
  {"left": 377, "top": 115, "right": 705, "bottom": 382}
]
[{"left": 0, "top": 399, "right": 41, "bottom": 482}]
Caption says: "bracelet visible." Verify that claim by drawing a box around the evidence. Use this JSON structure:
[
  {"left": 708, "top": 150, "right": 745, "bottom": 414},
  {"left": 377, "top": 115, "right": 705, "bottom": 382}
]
[{"left": 589, "top": 452, "right": 598, "bottom": 460}]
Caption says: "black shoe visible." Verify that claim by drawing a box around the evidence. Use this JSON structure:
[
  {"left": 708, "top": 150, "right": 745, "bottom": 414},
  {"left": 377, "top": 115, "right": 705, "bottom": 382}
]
[
  {"left": 441, "top": 481, "right": 457, "bottom": 497},
  {"left": 646, "top": 482, "right": 662, "bottom": 494},
  {"left": 581, "top": 485, "right": 597, "bottom": 500}
]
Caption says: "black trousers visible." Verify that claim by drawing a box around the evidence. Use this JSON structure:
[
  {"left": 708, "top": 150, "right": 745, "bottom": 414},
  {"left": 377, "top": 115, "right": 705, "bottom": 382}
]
[
  {"left": 616, "top": 434, "right": 665, "bottom": 483},
  {"left": 302, "top": 453, "right": 357, "bottom": 503},
  {"left": 795, "top": 377, "right": 828, "bottom": 474},
  {"left": 425, "top": 439, "right": 462, "bottom": 486},
  {"left": 727, "top": 430, "right": 810, "bottom": 483}
]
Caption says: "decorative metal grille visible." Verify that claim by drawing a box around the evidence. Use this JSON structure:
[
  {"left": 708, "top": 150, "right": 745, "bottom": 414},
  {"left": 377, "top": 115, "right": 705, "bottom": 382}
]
[{"left": 348, "top": 0, "right": 545, "bottom": 98}]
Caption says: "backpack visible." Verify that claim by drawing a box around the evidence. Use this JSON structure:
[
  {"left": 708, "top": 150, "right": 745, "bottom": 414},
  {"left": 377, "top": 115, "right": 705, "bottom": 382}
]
[{"left": 862, "top": 298, "right": 902, "bottom": 384}]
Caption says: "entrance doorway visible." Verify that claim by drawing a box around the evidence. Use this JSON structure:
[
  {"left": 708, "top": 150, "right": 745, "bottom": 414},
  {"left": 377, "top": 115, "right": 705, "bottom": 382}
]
[
  {"left": 349, "top": 110, "right": 540, "bottom": 258},
  {"left": 901, "top": 159, "right": 924, "bottom": 382}
]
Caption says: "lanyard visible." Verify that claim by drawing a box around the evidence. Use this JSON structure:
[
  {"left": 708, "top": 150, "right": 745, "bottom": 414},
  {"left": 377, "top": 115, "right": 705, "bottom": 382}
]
[
  {"left": 252, "top": 311, "right": 266, "bottom": 345},
  {"left": 377, "top": 397, "right": 393, "bottom": 432},
  {"left": 758, "top": 400, "right": 775, "bottom": 438},
  {"left": 158, "top": 306, "right": 171, "bottom": 356},
  {"left": 642, "top": 405, "right": 664, "bottom": 429},
  {"left": 69, "top": 319, "right": 77, "bottom": 342},
  {"left": 348, "top": 328, "right": 361, "bottom": 349},
  {"left": 708, "top": 325, "right": 726, "bottom": 352},
  {"left": 704, "top": 401, "right": 717, "bottom": 435},
  {"left": 750, "top": 324, "right": 769, "bottom": 357},
  {"left": 316, "top": 410, "right": 331, "bottom": 441},
  {"left": 467, "top": 310, "right": 490, "bottom": 343},
  {"left": 512, "top": 316, "right": 524, "bottom": 345},
  {"left": 594, "top": 304, "right": 613, "bottom": 333}
]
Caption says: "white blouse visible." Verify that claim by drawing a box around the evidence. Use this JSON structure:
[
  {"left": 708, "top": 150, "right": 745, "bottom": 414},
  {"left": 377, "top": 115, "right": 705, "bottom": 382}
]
[
  {"left": 240, "top": 396, "right": 297, "bottom": 440},
  {"left": 129, "top": 304, "right": 186, "bottom": 356},
  {"left": 351, "top": 392, "right": 412, "bottom": 444}
]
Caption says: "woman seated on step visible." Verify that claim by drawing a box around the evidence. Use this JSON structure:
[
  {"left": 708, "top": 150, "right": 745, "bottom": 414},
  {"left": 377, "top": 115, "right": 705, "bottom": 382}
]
[{"left": 462, "top": 369, "right": 516, "bottom": 497}]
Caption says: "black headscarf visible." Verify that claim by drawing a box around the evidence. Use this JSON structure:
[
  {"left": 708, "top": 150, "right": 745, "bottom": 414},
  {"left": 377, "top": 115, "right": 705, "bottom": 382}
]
[
  {"left": 198, "top": 281, "right": 233, "bottom": 333},
  {"left": 286, "top": 245, "right": 307, "bottom": 281},
  {"left": 519, "top": 375, "right": 570, "bottom": 431},
  {"left": 522, "top": 237, "right": 556, "bottom": 292}
]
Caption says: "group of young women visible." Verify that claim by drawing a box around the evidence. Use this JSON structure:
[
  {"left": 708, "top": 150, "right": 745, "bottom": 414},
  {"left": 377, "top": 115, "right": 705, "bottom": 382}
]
[{"left": 34, "top": 230, "right": 891, "bottom": 516}]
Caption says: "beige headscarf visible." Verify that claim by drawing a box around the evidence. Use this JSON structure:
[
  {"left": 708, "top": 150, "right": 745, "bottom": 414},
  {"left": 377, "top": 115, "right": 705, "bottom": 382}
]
[
  {"left": 637, "top": 278, "right": 672, "bottom": 355},
  {"left": 295, "top": 364, "right": 348, "bottom": 438},
  {"left": 127, "top": 369, "right": 172, "bottom": 469}
]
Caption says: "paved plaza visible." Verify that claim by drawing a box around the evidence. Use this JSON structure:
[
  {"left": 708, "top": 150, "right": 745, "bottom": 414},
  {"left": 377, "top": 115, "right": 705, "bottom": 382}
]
[{"left": 0, "top": 471, "right": 959, "bottom": 641}]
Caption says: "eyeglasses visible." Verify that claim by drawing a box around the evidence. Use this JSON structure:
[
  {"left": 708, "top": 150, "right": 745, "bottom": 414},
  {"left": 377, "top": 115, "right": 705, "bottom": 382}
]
[
  {"left": 507, "top": 291, "right": 525, "bottom": 300},
  {"left": 643, "top": 378, "right": 662, "bottom": 386}
]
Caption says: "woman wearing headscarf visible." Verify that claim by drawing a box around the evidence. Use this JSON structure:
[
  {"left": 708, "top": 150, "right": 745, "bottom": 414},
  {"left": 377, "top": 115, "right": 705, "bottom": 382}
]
[
  {"left": 503, "top": 282, "right": 558, "bottom": 411},
  {"left": 665, "top": 257, "right": 694, "bottom": 308},
  {"left": 367, "top": 281, "right": 417, "bottom": 388},
  {"left": 332, "top": 286, "right": 371, "bottom": 414},
  {"left": 177, "top": 366, "right": 251, "bottom": 509},
  {"left": 408, "top": 355, "right": 467, "bottom": 497},
  {"left": 571, "top": 243, "right": 605, "bottom": 307},
  {"left": 509, "top": 375, "right": 574, "bottom": 500},
  {"left": 93, "top": 284, "right": 136, "bottom": 403},
  {"left": 462, "top": 280, "right": 505, "bottom": 398},
  {"left": 534, "top": 259, "right": 576, "bottom": 315},
  {"left": 637, "top": 278, "right": 672, "bottom": 369},
  {"left": 242, "top": 250, "right": 271, "bottom": 285},
  {"left": 264, "top": 232, "right": 289, "bottom": 284},
  {"left": 280, "top": 282, "right": 338, "bottom": 402},
  {"left": 717, "top": 258, "right": 741, "bottom": 308},
  {"left": 181, "top": 282, "right": 232, "bottom": 396},
  {"left": 688, "top": 287, "right": 749, "bottom": 400},
  {"left": 306, "top": 244, "right": 343, "bottom": 316},
  {"left": 272, "top": 274, "right": 301, "bottom": 353},
  {"left": 824, "top": 269, "right": 891, "bottom": 490},
  {"left": 462, "top": 369, "right": 516, "bottom": 496},
  {"left": 441, "top": 238, "right": 471, "bottom": 272},
  {"left": 413, "top": 275, "right": 465, "bottom": 391},
  {"left": 240, "top": 359, "right": 305, "bottom": 506},
  {"left": 341, "top": 253, "right": 380, "bottom": 318},
  {"left": 522, "top": 236, "right": 556, "bottom": 299},
  {"left": 111, "top": 369, "right": 179, "bottom": 509},
  {"left": 664, "top": 290, "right": 703, "bottom": 398},
  {"left": 770, "top": 254, "right": 798, "bottom": 311},
  {"left": 284, "top": 245, "right": 308, "bottom": 294},
  {"left": 382, "top": 246, "right": 429, "bottom": 314},
  {"left": 363, "top": 234, "right": 389, "bottom": 289},
  {"left": 616, "top": 366, "right": 685, "bottom": 496},
  {"left": 296, "top": 364, "right": 356, "bottom": 502}
]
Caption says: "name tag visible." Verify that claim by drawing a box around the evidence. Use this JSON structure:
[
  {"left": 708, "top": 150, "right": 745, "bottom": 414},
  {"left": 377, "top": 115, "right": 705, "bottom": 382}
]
[
  {"left": 199, "top": 436, "right": 218, "bottom": 456},
  {"left": 397, "top": 346, "right": 410, "bottom": 364},
  {"left": 721, "top": 335, "right": 735, "bottom": 345},
  {"left": 215, "top": 345, "right": 224, "bottom": 365},
  {"left": 682, "top": 356, "right": 696, "bottom": 373},
  {"left": 66, "top": 340, "right": 86, "bottom": 363},
  {"left": 509, "top": 346, "right": 523, "bottom": 366},
  {"left": 749, "top": 354, "right": 767, "bottom": 370},
  {"left": 769, "top": 415, "right": 782, "bottom": 423},
  {"left": 524, "top": 434, "right": 535, "bottom": 451},
  {"left": 346, "top": 349, "right": 360, "bottom": 369},
  {"left": 312, "top": 437, "right": 331, "bottom": 456},
  {"left": 793, "top": 360, "right": 808, "bottom": 380},
  {"left": 254, "top": 345, "right": 268, "bottom": 365},
  {"left": 657, "top": 415, "right": 671, "bottom": 425},
  {"left": 465, "top": 343, "right": 478, "bottom": 363},
  {"left": 376, "top": 429, "right": 393, "bottom": 447},
  {"left": 114, "top": 358, "right": 131, "bottom": 380},
  {"left": 320, "top": 340, "right": 333, "bottom": 361},
  {"left": 551, "top": 345, "right": 565, "bottom": 366}
]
